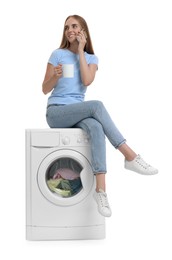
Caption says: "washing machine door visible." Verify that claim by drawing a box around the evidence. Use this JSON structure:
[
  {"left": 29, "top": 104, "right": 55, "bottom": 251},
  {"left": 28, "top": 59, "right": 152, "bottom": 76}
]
[{"left": 37, "top": 149, "right": 94, "bottom": 206}]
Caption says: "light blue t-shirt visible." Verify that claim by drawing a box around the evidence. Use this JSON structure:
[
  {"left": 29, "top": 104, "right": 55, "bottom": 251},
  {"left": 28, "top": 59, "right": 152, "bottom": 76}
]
[{"left": 47, "top": 48, "right": 98, "bottom": 106}]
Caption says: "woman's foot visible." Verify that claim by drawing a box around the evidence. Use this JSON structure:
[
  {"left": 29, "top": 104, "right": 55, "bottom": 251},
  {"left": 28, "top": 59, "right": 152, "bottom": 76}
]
[
  {"left": 93, "top": 189, "right": 112, "bottom": 217},
  {"left": 125, "top": 154, "right": 158, "bottom": 175}
]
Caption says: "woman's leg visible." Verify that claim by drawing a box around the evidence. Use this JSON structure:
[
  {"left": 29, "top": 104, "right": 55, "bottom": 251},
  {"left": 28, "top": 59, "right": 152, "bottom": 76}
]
[
  {"left": 75, "top": 118, "right": 107, "bottom": 190},
  {"left": 75, "top": 118, "right": 106, "bottom": 174},
  {"left": 118, "top": 143, "right": 137, "bottom": 161},
  {"left": 46, "top": 100, "right": 126, "bottom": 149},
  {"left": 75, "top": 118, "right": 111, "bottom": 217},
  {"left": 95, "top": 173, "right": 106, "bottom": 192},
  {"left": 46, "top": 101, "right": 158, "bottom": 175}
]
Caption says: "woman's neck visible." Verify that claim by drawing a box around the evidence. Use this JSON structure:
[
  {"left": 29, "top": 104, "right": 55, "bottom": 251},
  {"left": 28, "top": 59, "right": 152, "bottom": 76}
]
[{"left": 68, "top": 42, "right": 79, "bottom": 54}]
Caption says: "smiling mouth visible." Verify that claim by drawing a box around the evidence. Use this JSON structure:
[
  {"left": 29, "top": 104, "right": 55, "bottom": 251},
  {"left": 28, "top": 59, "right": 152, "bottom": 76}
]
[{"left": 68, "top": 34, "right": 76, "bottom": 38}]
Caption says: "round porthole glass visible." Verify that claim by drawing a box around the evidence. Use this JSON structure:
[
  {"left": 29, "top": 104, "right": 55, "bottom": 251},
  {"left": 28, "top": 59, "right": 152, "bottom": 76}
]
[{"left": 46, "top": 157, "right": 83, "bottom": 198}]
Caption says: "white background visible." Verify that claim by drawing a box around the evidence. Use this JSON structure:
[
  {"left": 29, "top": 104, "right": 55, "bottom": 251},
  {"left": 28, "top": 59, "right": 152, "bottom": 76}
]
[{"left": 0, "top": 0, "right": 172, "bottom": 259}]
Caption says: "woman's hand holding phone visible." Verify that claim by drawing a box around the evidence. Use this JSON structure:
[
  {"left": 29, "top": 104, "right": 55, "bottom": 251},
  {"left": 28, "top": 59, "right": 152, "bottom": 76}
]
[{"left": 77, "top": 29, "right": 87, "bottom": 51}]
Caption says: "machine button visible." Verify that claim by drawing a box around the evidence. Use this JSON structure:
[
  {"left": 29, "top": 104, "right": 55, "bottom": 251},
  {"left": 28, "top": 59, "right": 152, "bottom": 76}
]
[
  {"left": 77, "top": 137, "right": 82, "bottom": 143},
  {"left": 84, "top": 138, "right": 89, "bottom": 143},
  {"left": 62, "top": 136, "right": 70, "bottom": 145}
]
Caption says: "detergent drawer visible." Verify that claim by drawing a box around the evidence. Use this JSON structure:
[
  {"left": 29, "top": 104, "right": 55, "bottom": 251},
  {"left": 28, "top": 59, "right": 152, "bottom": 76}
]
[{"left": 31, "top": 131, "right": 60, "bottom": 147}]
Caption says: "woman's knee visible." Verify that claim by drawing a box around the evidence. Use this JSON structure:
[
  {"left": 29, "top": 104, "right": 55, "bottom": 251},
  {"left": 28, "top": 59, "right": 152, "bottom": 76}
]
[
  {"left": 76, "top": 118, "right": 104, "bottom": 137},
  {"left": 89, "top": 100, "right": 104, "bottom": 109}
]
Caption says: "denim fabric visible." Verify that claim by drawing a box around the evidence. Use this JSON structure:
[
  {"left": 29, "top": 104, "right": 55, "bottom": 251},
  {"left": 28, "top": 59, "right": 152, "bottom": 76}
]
[{"left": 46, "top": 100, "right": 126, "bottom": 173}]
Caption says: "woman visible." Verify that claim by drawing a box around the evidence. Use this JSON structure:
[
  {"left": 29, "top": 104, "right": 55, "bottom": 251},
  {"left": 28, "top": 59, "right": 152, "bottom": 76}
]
[{"left": 42, "top": 15, "right": 158, "bottom": 217}]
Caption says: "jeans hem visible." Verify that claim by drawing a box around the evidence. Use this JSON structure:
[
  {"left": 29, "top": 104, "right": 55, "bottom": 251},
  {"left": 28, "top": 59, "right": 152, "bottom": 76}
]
[
  {"left": 93, "top": 171, "right": 107, "bottom": 175},
  {"left": 115, "top": 139, "right": 126, "bottom": 149}
]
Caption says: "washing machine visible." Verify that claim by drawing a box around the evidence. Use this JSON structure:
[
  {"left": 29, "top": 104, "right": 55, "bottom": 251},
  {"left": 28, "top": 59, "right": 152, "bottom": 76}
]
[{"left": 25, "top": 128, "right": 105, "bottom": 240}]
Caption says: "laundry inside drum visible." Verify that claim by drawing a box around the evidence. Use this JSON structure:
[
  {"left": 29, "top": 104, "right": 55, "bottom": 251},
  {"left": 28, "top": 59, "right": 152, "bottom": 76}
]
[{"left": 46, "top": 158, "right": 83, "bottom": 198}]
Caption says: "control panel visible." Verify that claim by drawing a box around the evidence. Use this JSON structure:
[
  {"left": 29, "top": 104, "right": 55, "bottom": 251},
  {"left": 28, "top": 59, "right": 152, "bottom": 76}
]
[{"left": 60, "top": 132, "right": 90, "bottom": 146}]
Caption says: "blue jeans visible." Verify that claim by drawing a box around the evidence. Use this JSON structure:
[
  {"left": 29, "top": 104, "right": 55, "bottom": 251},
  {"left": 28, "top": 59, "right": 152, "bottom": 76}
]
[{"left": 46, "top": 100, "right": 126, "bottom": 173}]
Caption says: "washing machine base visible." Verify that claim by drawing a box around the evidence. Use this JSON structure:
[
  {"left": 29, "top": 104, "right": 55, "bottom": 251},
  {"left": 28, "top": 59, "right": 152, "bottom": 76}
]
[{"left": 26, "top": 224, "right": 105, "bottom": 240}]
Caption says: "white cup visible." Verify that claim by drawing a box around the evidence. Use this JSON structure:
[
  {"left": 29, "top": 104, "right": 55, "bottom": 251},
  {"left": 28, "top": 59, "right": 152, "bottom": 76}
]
[{"left": 62, "top": 64, "right": 74, "bottom": 78}]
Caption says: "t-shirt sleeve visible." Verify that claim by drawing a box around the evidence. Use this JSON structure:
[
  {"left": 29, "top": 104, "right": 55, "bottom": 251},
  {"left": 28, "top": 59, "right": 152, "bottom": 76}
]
[
  {"left": 48, "top": 49, "right": 60, "bottom": 66},
  {"left": 89, "top": 54, "right": 98, "bottom": 65}
]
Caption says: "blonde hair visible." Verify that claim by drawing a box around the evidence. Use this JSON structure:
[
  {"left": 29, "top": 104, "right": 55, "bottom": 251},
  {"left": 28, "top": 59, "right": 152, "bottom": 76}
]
[{"left": 59, "top": 15, "right": 95, "bottom": 54}]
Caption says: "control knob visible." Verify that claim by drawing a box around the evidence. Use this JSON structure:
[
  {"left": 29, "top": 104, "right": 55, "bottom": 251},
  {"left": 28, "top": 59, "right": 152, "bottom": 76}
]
[
  {"left": 62, "top": 136, "right": 70, "bottom": 145},
  {"left": 77, "top": 137, "right": 82, "bottom": 143}
]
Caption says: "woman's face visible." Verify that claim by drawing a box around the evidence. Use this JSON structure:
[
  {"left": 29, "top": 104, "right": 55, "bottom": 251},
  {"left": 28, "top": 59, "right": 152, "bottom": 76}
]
[{"left": 64, "top": 17, "right": 82, "bottom": 43}]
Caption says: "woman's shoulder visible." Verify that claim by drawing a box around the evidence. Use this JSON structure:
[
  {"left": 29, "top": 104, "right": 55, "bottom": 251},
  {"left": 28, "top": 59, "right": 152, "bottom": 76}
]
[
  {"left": 51, "top": 48, "right": 67, "bottom": 55},
  {"left": 49, "top": 48, "right": 69, "bottom": 61}
]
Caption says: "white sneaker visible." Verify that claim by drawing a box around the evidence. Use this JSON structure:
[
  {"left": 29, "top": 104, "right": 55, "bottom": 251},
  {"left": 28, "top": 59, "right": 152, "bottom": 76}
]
[
  {"left": 125, "top": 154, "right": 158, "bottom": 175},
  {"left": 93, "top": 189, "right": 112, "bottom": 217}
]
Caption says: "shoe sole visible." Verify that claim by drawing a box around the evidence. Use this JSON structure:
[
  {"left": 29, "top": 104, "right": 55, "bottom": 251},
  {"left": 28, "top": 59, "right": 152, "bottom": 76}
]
[{"left": 125, "top": 166, "right": 159, "bottom": 175}]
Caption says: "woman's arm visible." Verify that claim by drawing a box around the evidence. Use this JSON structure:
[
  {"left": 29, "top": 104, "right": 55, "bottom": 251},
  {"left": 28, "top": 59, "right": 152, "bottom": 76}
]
[
  {"left": 42, "top": 63, "right": 62, "bottom": 94},
  {"left": 78, "top": 50, "right": 97, "bottom": 86},
  {"left": 77, "top": 31, "right": 97, "bottom": 86}
]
